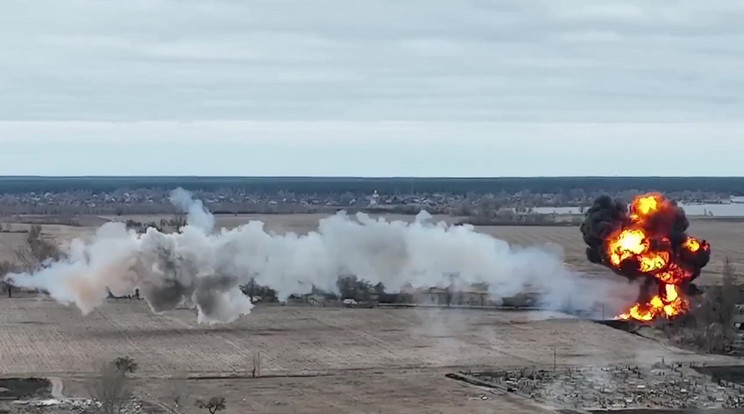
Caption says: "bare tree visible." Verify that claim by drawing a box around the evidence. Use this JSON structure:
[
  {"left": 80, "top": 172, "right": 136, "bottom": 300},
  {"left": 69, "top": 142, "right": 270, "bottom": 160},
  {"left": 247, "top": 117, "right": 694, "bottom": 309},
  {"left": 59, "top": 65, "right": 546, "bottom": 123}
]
[
  {"left": 684, "top": 257, "right": 741, "bottom": 353},
  {"left": 0, "top": 261, "right": 15, "bottom": 297},
  {"left": 252, "top": 351, "right": 261, "bottom": 378},
  {"left": 88, "top": 361, "right": 133, "bottom": 414},
  {"left": 168, "top": 377, "right": 192, "bottom": 414},
  {"left": 15, "top": 225, "right": 61, "bottom": 271},
  {"left": 722, "top": 258, "right": 738, "bottom": 310},
  {"left": 720, "top": 257, "right": 739, "bottom": 346},
  {"left": 113, "top": 356, "right": 138, "bottom": 374},
  {"left": 158, "top": 214, "right": 187, "bottom": 233},
  {"left": 195, "top": 396, "right": 226, "bottom": 414}
]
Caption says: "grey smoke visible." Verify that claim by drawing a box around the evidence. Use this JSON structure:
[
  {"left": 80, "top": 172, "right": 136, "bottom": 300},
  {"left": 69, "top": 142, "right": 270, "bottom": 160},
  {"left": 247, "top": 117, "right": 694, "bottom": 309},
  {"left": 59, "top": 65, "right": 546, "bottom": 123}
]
[
  {"left": 5, "top": 188, "right": 623, "bottom": 323},
  {"left": 169, "top": 188, "right": 214, "bottom": 232}
]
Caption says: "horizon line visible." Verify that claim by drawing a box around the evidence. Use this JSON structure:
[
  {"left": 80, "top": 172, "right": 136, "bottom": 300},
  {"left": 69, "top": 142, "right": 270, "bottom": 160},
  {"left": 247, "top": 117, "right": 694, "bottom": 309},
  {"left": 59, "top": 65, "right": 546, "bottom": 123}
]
[{"left": 1, "top": 175, "right": 744, "bottom": 180}]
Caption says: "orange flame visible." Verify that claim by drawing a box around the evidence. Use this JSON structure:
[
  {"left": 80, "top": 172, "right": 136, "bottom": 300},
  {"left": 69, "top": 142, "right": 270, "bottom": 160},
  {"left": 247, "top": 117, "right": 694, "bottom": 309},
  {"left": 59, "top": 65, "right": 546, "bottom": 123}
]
[
  {"left": 639, "top": 251, "right": 670, "bottom": 273},
  {"left": 608, "top": 193, "right": 703, "bottom": 322},
  {"left": 608, "top": 229, "right": 648, "bottom": 266},
  {"left": 634, "top": 194, "right": 659, "bottom": 215},
  {"left": 629, "top": 193, "right": 662, "bottom": 221},
  {"left": 606, "top": 228, "right": 670, "bottom": 273},
  {"left": 617, "top": 284, "right": 688, "bottom": 322},
  {"left": 684, "top": 237, "right": 701, "bottom": 252}
]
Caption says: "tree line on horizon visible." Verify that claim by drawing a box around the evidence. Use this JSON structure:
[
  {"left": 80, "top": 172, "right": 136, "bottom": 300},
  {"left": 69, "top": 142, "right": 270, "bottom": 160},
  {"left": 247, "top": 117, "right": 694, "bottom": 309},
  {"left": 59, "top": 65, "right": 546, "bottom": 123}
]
[{"left": 2, "top": 176, "right": 744, "bottom": 195}]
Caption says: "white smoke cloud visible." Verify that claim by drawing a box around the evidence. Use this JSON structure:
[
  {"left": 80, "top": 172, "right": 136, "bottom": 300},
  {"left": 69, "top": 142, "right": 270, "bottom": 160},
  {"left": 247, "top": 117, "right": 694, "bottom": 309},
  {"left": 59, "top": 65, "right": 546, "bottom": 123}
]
[
  {"left": 169, "top": 187, "right": 215, "bottom": 232},
  {"left": 5, "top": 188, "right": 619, "bottom": 323}
]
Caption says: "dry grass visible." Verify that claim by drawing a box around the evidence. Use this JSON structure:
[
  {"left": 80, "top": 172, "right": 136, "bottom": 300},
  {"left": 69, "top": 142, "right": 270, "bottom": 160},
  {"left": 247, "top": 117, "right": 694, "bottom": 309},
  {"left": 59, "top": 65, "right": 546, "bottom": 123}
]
[
  {"left": 67, "top": 369, "right": 560, "bottom": 414},
  {"left": 1, "top": 213, "right": 742, "bottom": 413},
  {"left": 2, "top": 299, "right": 739, "bottom": 413},
  {"left": 0, "top": 299, "right": 733, "bottom": 377}
]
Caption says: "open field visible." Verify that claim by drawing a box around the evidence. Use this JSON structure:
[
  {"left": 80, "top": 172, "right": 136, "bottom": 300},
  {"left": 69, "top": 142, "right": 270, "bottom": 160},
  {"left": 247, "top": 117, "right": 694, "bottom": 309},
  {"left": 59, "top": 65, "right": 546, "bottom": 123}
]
[
  {"left": 3, "top": 300, "right": 734, "bottom": 376},
  {"left": 1, "top": 213, "right": 743, "bottom": 412},
  {"left": 0, "top": 299, "right": 738, "bottom": 413}
]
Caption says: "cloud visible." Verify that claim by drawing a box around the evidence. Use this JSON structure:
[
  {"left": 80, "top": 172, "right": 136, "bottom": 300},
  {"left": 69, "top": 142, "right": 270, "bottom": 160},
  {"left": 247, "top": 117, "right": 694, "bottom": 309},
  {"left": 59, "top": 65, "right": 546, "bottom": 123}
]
[
  {"left": 0, "top": 121, "right": 742, "bottom": 176},
  {"left": 0, "top": 0, "right": 742, "bottom": 122}
]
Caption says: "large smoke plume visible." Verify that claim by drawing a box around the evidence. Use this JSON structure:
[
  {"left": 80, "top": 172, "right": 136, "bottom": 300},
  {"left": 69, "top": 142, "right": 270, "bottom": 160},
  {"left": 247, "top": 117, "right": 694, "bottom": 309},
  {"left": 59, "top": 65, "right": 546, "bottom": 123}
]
[
  {"left": 580, "top": 193, "right": 711, "bottom": 321},
  {"left": 580, "top": 194, "right": 710, "bottom": 285},
  {"left": 6, "top": 189, "right": 618, "bottom": 323}
]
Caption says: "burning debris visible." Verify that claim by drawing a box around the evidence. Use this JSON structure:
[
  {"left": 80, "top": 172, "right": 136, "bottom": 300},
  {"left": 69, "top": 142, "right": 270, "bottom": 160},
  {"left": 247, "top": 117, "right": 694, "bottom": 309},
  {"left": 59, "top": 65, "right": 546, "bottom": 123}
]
[{"left": 581, "top": 193, "right": 711, "bottom": 322}]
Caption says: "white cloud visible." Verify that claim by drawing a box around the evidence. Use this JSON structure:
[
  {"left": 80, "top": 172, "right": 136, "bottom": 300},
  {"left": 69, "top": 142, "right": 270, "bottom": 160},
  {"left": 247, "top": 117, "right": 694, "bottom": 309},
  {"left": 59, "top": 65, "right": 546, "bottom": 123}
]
[
  {"left": 0, "top": 1, "right": 742, "bottom": 175},
  {"left": 0, "top": 121, "right": 741, "bottom": 176},
  {"left": 0, "top": 0, "right": 742, "bottom": 122}
]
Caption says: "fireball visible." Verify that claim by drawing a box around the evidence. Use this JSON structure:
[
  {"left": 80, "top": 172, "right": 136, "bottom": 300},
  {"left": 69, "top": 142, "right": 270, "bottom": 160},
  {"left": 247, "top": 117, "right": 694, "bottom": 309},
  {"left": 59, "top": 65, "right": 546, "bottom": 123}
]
[
  {"left": 617, "top": 284, "right": 688, "bottom": 321},
  {"left": 581, "top": 192, "right": 711, "bottom": 322}
]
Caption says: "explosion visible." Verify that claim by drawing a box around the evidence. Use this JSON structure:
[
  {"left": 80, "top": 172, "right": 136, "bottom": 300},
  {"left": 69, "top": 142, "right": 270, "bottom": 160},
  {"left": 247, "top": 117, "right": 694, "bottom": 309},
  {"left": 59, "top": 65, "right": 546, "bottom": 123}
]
[{"left": 581, "top": 193, "right": 711, "bottom": 322}]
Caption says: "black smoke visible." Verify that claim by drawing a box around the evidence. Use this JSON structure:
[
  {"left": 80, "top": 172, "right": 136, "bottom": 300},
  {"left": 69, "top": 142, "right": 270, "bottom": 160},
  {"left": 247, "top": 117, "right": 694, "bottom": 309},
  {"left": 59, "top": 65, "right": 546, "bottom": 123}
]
[
  {"left": 580, "top": 195, "right": 627, "bottom": 272},
  {"left": 580, "top": 194, "right": 710, "bottom": 286}
]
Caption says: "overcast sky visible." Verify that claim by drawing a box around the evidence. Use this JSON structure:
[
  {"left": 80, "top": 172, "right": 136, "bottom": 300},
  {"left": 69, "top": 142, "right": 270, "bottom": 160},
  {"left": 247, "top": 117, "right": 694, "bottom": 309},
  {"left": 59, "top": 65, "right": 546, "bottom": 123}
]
[{"left": 1, "top": 0, "right": 742, "bottom": 176}]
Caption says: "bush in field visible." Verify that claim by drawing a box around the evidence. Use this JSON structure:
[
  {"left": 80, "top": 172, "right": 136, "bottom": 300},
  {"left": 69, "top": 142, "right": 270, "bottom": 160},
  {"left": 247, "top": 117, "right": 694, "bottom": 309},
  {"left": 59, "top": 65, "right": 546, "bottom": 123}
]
[
  {"left": 15, "top": 225, "right": 61, "bottom": 271},
  {"left": 195, "top": 396, "right": 226, "bottom": 414},
  {"left": 88, "top": 357, "right": 137, "bottom": 414},
  {"left": 113, "top": 356, "right": 138, "bottom": 374}
]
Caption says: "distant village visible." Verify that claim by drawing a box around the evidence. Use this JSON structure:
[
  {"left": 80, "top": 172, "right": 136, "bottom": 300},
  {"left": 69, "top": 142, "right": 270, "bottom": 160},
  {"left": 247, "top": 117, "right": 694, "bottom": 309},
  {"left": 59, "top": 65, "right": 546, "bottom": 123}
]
[{"left": 0, "top": 187, "right": 732, "bottom": 218}]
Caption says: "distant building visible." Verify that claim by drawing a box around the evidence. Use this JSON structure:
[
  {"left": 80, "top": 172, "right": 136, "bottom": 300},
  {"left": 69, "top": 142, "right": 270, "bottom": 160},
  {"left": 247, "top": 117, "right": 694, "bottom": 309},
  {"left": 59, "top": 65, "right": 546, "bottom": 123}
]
[{"left": 369, "top": 190, "right": 379, "bottom": 207}]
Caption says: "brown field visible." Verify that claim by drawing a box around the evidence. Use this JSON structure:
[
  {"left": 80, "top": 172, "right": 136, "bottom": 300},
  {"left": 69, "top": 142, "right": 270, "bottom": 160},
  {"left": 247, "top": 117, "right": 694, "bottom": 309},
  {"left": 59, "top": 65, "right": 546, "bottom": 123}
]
[
  {"left": 1, "top": 213, "right": 742, "bottom": 413},
  {"left": 3, "top": 301, "right": 732, "bottom": 376},
  {"left": 0, "top": 299, "right": 736, "bottom": 413}
]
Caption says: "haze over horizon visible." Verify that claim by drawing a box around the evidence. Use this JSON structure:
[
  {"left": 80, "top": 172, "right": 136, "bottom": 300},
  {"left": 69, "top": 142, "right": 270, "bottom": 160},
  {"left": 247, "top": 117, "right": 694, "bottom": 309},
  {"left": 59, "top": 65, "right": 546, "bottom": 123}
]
[{"left": 1, "top": 1, "right": 743, "bottom": 176}]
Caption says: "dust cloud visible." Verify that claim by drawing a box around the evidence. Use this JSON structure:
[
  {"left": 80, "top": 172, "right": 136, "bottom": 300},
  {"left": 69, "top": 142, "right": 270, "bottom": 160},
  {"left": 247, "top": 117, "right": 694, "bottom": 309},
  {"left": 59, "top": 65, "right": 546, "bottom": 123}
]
[{"left": 6, "top": 189, "right": 624, "bottom": 323}]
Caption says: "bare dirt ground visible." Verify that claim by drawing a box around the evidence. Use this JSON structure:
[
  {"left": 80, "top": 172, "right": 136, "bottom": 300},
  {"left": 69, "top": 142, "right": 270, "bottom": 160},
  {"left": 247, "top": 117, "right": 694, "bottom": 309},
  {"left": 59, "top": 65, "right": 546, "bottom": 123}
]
[
  {"left": 64, "top": 369, "right": 561, "bottom": 414},
  {"left": 0, "top": 300, "right": 738, "bottom": 413},
  {"left": 3, "top": 301, "right": 732, "bottom": 376},
  {"left": 1, "top": 213, "right": 742, "bottom": 412}
]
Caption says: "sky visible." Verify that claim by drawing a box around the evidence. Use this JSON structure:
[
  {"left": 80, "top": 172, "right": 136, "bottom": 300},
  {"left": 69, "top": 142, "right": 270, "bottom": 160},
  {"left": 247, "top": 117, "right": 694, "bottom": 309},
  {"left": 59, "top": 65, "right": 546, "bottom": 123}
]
[{"left": 0, "top": 0, "right": 743, "bottom": 176}]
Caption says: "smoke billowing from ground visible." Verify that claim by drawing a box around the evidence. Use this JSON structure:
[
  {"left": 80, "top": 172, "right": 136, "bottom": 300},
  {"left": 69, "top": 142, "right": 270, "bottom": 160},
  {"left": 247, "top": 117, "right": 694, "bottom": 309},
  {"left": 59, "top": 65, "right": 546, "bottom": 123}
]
[
  {"left": 7, "top": 189, "right": 619, "bottom": 323},
  {"left": 580, "top": 193, "right": 711, "bottom": 321},
  {"left": 580, "top": 195, "right": 709, "bottom": 282}
]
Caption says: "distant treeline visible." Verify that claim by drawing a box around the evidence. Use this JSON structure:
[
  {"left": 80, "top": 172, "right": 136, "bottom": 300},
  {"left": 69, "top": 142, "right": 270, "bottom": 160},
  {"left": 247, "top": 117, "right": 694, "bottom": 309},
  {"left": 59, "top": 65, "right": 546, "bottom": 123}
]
[
  {"left": 457, "top": 218, "right": 579, "bottom": 227},
  {"left": 2, "top": 176, "right": 744, "bottom": 195}
]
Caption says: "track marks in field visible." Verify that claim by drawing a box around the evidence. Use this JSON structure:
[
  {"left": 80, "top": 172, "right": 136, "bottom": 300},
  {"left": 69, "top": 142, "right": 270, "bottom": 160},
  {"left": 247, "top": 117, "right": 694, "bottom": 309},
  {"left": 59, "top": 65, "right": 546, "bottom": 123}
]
[{"left": 0, "top": 299, "right": 735, "bottom": 377}]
